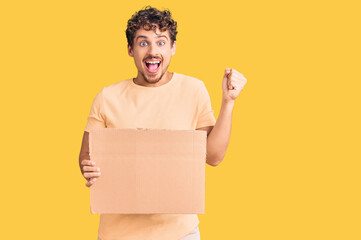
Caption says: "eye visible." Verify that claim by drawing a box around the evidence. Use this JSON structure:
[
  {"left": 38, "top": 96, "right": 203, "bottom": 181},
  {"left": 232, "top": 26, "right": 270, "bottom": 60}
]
[
  {"left": 140, "top": 41, "right": 147, "bottom": 46},
  {"left": 158, "top": 41, "right": 165, "bottom": 46}
]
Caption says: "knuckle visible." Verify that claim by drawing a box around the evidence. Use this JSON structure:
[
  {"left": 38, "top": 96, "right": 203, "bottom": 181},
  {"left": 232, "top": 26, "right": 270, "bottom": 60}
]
[{"left": 82, "top": 160, "right": 90, "bottom": 166}]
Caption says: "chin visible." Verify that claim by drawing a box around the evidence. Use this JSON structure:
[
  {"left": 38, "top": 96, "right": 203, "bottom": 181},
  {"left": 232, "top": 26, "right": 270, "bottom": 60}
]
[{"left": 145, "top": 70, "right": 166, "bottom": 82}]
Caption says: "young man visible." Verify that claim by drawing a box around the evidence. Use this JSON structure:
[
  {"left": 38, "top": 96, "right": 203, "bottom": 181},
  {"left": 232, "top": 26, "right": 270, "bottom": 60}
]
[{"left": 79, "top": 6, "right": 247, "bottom": 240}]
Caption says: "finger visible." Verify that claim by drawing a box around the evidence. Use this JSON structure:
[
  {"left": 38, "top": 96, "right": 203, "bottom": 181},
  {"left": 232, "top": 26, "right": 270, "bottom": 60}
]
[
  {"left": 228, "top": 84, "right": 235, "bottom": 90},
  {"left": 230, "top": 70, "right": 245, "bottom": 80},
  {"left": 81, "top": 160, "right": 96, "bottom": 167},
  {"left": 231, "top": 80, "right": 242, "bottom": 90},
  {"left": 83, "top": 171, "right": 101, "bottom": 178},
  {"left": 231, "top": 69, "right": 244, "bottom": 78},
  {"left": 86, "top": 179, "right": 93, "bottom": 188},
  {"left": 231, "top": 80, "right": 241, "bottom": 87},
  {"left": 82, "top": 166, "right": 100, "bottom": 172},
  {"left": 86, "top": 177, "right": 97, "bottom": 187},
  {"left": 91, "top": 178, "right": 97, "bottom": 186},
  {"left": 231, "top": 75, "right": 244, "bottom": 81},
  {"left": 86, "top": 179, "right": 91, "bottom": 187},
  {"left": 228, "top": 78, "right": 234, "bottom": 90},
  {"left": 231, "top": 68, "right": 240, "bottom": 75}
]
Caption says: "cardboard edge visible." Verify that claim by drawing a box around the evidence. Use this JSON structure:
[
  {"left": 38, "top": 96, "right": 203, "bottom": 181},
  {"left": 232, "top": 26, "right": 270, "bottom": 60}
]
[
  {"left": 89, "top": 129, "right": 93, "bottom": 214},
  {"left": 195, "top": 130, "right": 206, "bottom": 214}
]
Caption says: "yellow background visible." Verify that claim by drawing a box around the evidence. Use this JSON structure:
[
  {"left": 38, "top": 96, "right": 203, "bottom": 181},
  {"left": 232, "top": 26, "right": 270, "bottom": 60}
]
[{"left": 1, "top": 0, "right": 360, "bottom": 239}]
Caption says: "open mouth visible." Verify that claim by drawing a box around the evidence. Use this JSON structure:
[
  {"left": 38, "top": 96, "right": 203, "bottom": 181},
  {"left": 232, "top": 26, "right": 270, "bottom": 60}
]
[{"left": 144, "top": 60, "right": 161, "bottom": 73}]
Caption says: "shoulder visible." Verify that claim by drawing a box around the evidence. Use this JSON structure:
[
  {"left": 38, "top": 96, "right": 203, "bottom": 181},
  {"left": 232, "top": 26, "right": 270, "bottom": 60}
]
[
  {"left": 175, "top": 72, "right": 206, "bottom": 89},
  {"left": 101, "top": 79, "right": 132, "bottom": 96}
]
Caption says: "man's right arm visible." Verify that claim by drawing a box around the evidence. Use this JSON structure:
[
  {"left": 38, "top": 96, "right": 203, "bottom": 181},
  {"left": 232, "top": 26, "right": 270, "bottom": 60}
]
[{"left": 79, "top": 131, "right": 101, "bottom": 187}]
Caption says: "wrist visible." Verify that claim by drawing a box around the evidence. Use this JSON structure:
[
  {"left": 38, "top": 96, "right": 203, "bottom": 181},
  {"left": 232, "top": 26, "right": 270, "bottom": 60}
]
[{"left": 222, "top": 98, "right": 235, "bottom": 106}]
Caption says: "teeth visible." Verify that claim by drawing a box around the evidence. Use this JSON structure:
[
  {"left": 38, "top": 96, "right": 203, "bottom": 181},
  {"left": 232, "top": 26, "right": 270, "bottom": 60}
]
[{"left": 145, "top": 61, "right": 160, "bottom": 64}]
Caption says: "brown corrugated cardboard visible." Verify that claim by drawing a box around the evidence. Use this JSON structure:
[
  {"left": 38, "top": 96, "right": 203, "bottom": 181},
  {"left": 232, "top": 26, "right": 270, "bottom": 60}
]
[{"left": 89, "top": 128, "right": 207, "bottom": 214}]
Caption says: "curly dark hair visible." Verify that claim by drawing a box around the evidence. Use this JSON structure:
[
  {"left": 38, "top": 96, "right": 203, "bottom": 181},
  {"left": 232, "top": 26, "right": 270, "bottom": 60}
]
[{"left": 126, "top": 6, "right": 178, "bottom": 49}]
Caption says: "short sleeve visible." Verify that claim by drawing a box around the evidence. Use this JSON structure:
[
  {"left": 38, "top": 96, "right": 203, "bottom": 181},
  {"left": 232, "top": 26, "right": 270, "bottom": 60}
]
[
  {"left": 196, "top": 82, "right": 216, "bottom": 129},
  {"left": 84, "top": 88, "right": 106, "bottom": 132}
]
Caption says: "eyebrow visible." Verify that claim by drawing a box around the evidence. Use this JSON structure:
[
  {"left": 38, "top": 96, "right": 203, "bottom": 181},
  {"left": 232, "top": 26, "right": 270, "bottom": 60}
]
[{"left": 135, "top": 35, "right": 169, "bottom": 41}]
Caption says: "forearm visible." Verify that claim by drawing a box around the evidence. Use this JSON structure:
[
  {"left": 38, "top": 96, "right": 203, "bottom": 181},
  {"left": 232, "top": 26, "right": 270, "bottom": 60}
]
[
  {"left": 206, "top": 99, "right": 235, "bottom": 166},
  {"left": 79, "top": 131, "right": 90, "bottom": 175}
]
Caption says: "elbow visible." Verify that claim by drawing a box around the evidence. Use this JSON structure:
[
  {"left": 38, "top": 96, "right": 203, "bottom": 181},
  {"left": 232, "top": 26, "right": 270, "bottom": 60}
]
[
  {"left": 206, "top": 154, "right": 224, "bottom": 167},
  {"left": 208, "top": 161, "right": 221, "bottom": 167}
]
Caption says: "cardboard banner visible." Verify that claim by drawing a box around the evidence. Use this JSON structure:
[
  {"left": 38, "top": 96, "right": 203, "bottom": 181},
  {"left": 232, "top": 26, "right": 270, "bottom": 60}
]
[{"left": 89, "top": 128, "right": 206, "bottom": 214}]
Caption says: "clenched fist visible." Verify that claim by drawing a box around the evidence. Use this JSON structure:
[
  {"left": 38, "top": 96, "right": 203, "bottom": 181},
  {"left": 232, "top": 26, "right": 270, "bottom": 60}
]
[{"left": 222, "top": 68, "right": 247, "bottom": 102}]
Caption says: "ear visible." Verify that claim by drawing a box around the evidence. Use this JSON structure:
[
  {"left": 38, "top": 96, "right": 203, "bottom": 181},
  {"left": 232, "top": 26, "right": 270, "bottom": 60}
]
[
  {"left": 171, "top": 41, "right": 176, "bottom": 56},
  {"left": 128, "top": 44, "right": 134, "bottom": 57}
]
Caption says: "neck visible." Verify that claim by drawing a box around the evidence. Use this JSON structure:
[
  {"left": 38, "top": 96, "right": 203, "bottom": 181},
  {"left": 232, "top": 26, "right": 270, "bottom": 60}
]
[{"left": 133, "top": 71, "right": 173, "bottom": 87}]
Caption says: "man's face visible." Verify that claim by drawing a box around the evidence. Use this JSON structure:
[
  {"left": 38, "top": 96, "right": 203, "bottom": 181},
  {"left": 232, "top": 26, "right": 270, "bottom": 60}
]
[{"left": 128, "top": 24, "right": 176, "bottom": 84}]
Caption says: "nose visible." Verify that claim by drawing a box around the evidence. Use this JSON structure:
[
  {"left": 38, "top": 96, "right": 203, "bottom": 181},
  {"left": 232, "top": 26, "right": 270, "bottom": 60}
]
[{"left": 147, "top": 42, "right": 159, "bottom": 56}]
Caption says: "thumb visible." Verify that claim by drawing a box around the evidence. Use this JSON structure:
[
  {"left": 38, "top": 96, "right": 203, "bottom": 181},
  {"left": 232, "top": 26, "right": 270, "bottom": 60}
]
[
  {"left": 222, "top": 68, "right": 231, "bottom": 90},
  {"left": 224, "top": 68, "right": 231, "bottom": 77}
]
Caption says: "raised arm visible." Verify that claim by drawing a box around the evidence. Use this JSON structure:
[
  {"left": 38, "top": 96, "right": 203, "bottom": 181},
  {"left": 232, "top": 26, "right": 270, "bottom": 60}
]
[{"left": 197, "top": 68, "right": 247, "bottom": 167}]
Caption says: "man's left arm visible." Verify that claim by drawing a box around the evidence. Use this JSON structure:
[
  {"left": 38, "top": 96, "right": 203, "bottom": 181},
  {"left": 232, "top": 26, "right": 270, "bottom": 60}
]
[{"left": 197, "top": 68, "right": 247, "bottom": 166}]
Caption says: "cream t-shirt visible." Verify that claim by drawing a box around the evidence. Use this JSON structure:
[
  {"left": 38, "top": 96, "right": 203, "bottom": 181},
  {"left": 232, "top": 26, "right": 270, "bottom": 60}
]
[{"left": 84, "top": 72, "right": 216, "bottom": 240}]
